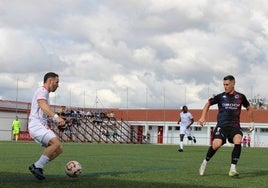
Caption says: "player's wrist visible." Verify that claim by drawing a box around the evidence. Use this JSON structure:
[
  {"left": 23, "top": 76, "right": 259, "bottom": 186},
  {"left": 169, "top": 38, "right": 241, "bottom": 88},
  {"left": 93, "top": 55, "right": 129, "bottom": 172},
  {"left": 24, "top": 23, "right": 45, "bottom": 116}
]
[
  {"left": 53, "top": 114, "right": 59, "bottom": 122},
  {"left": 249, "top": 122, "right": 255, "bottom": 132}
]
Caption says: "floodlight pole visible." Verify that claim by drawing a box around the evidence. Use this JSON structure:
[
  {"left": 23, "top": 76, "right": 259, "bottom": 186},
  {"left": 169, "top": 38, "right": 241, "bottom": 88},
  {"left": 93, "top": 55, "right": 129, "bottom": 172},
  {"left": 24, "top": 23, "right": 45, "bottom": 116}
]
[{"left": 16, "top": 78, "right": 18, "bottom": 115}]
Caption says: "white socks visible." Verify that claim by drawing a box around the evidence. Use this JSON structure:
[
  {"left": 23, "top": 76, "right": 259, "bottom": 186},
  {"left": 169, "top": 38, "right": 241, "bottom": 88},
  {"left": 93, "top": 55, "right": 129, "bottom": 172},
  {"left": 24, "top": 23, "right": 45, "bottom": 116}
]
[
  {"left": 230, "top": 164, "right": 236, "bottom": 171},
  {"left": 34, "top": 155, "right": 50, "bottom": 169},
  {"left": 180, "top": 141, "right": 183, "bottom": 150}
]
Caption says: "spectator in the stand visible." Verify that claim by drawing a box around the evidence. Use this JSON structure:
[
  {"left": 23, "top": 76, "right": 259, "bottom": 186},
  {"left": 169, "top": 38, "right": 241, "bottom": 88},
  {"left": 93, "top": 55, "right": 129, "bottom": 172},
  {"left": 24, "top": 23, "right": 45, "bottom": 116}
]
[
  {"left": 102, "top": 130, "right": 110, "bottom": 138},
  {"left": 97, "top": 111, "right": 108, "bottom": 121},
  {"left": 71, "top": 117, "right": 77, "bottom": 126},
  {"left": 72, "top": 110, "right": 78, "bottom": 118},
  {"left": 58, "top": 106, "right": 66, "bottom": 116},
  {"left": 79, "top": 110, "right": 86, "bottom": 117},
  {"left": 76, "top": 111, "right": 82, "bottom": 118},
  {"left": 92, "top": 112, "right": 103, "bottom": 125},
  {"left": 109, "top": 111, "right": 116, "bottom": 121},
  {"left": 113, "top": 129, "right": 119, "bottom": 138},
  {"left": 58, "top": 108, "right": 63, "bottom": 115},
  {"left": 100, "top": 112, "right": 106, "bottom": 119},
  {"left": 88, "top": 111, "right": 94, "bottom": 118},
  {"left": 65, "top": 108, "right": 71, "bottom": 117},
  {"left": 69, "top": 110, "right": 74, "bottom": 117}
]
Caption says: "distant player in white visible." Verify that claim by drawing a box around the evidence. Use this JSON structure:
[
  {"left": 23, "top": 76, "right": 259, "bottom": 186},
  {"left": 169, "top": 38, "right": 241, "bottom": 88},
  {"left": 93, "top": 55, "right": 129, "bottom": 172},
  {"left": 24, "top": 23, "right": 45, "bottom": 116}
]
[
  {"left": 28, "top": 72, "right": 65, "bottom": 180},
  {"left": 177, "top": 105, "right": 195, "bottom": 152}
]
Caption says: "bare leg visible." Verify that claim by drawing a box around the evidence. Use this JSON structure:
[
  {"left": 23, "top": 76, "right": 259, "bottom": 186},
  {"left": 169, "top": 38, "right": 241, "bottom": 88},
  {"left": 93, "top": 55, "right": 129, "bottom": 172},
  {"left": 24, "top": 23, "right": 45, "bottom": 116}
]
[
  {"left": 179, "top": 134, "right": 185, "bottom": 151},
  {"left": 43, "top": 137, "right": 63, "bottom": 160}
]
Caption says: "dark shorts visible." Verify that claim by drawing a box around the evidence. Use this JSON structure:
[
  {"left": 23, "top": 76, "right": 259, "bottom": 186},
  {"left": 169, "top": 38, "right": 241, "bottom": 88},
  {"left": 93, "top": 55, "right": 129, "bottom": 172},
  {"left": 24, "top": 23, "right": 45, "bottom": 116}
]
[{"left": 212, "top": 126, "right": 243, "bottom": 145}]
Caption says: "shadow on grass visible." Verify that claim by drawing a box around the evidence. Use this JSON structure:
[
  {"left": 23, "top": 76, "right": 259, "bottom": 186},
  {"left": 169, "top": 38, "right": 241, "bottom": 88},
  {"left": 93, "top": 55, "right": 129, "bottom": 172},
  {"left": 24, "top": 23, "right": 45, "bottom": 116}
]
[
  {"left": 0, "top": 170, "right": 225, "bottom": 188},
  {"left": 241, "top": 170, "right": 268, "bottom": 178}
]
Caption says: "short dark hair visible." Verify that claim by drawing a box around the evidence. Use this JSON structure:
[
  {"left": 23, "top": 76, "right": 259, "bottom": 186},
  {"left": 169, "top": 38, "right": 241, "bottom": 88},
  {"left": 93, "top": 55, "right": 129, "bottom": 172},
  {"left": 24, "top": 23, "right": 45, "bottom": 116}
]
[
  {"left": 44, "top": 72, "right": 58, "bottom": 83},
  {"left": 223, "top": 75, "right": 235, "bottom": 81}
]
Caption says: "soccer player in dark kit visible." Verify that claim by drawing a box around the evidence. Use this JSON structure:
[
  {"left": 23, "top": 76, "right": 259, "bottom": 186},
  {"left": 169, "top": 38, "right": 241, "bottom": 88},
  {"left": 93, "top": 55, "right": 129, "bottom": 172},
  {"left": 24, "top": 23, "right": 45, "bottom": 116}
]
[{"left": 198, "top": 75, "right": 254, "bottom": 177}]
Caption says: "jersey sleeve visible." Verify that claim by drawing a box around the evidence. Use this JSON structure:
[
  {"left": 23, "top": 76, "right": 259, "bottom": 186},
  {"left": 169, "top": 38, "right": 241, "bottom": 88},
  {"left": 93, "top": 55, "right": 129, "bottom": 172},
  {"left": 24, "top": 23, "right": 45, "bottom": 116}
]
[
  {"left": 208, "top": 93, "right": 220, "bottom": 106},
  {"left": 242, "top": 94, "right": 250, "bottom": 108},
  {"left": 189, "top": 112, "right": 194, "bottom": 119},
  {"left": 36, "top": 87, "right": 48, "bottom": 101}
]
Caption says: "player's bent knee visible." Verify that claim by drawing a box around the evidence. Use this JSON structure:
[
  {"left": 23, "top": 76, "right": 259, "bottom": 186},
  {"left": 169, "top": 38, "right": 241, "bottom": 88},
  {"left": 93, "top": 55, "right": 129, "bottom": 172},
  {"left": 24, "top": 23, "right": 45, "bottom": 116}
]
[
  {"left": 212, "top": 143, "right": 221, "bottom": 150},
  {"left": 57, "top": 145, "right": 63, "bottom": 154},
  {"left": 53, "top": 142, "right": 63, "bottom": 154}
]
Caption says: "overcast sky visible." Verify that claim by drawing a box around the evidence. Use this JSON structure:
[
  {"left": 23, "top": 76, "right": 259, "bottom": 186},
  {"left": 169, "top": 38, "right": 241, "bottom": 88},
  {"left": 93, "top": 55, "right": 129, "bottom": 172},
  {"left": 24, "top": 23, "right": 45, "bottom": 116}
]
[{"left": 0, "top": 0, "right": 267, "bottom": 109}]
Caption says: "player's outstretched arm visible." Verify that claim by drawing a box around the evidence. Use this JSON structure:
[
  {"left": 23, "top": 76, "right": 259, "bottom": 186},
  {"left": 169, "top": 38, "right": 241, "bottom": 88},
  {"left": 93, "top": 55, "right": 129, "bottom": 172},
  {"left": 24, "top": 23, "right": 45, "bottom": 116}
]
[
  {"left": 198, "top": 102, "right": 210, "bottom": 127},
  {"left": 38, "top": 99, "right": 65, "bottom": 126},
  {"left": 246, "top": 106, "right": 254, "bottom": 132}
]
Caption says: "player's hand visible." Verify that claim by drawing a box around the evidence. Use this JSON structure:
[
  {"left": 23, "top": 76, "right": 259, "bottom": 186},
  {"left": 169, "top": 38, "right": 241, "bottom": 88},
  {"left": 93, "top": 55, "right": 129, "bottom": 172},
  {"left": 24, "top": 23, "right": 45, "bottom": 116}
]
[
  {"left": 57, "top": 117, "right": 67, "bottom": 131},
  {"left": 247, "top": 122, "right": 255, "bottom": 132},
  {"left": 57, "top": 117, "right": 66, "bottom": 126},
  {"left": 198, "top": 118, "right": 206, "bottom": 127},
  {"left": 53, "top": 114, "right": 66, "bottom": 126}
]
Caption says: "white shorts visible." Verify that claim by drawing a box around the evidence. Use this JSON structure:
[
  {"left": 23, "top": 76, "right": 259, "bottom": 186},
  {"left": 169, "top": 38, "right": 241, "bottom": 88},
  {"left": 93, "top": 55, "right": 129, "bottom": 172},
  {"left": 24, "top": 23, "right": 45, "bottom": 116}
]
[
  {"left": 29, "top": 122, "right": 57, "bottom": 147},
  {"left": 180, "top": 126, "right": 192, "bottom": 136}
]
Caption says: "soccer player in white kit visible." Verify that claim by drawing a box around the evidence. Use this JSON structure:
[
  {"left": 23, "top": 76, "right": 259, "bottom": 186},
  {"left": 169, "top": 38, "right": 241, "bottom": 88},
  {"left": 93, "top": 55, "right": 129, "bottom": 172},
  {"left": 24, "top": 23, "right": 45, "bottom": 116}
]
[
  {"left": 28, "top": 72, "right": 65, "bottom": 180},
  {"left": 177, "top": 105, "right": 194, "bottom": 152}
]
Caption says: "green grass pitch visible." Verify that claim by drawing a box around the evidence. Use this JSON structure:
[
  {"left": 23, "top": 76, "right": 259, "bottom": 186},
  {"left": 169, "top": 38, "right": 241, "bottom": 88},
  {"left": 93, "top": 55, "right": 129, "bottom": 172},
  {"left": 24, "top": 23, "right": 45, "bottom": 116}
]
[{"left": 0, "top": 142, "right": 267, "bottom": 188}]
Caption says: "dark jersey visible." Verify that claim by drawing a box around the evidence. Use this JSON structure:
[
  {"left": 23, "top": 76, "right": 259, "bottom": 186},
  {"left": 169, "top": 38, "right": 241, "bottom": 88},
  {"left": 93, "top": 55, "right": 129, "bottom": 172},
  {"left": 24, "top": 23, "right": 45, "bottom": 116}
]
[{"left": 208, "top": 91, "right": 250, "bottom": 128}]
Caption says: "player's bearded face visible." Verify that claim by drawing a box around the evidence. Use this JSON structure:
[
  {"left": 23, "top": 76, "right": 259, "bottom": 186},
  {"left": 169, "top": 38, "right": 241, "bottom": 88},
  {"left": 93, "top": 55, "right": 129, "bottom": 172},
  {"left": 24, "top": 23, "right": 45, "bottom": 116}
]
[{"left": 50, "top": 77, "right": 59, "bottom": 92}]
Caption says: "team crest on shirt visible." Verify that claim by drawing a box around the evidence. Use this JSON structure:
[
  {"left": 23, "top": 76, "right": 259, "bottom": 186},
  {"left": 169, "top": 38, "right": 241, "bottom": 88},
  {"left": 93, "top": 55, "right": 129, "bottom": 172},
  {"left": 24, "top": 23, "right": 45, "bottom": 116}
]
[{"left": 235, "top": 94, "right": 239, "bottom": 99}]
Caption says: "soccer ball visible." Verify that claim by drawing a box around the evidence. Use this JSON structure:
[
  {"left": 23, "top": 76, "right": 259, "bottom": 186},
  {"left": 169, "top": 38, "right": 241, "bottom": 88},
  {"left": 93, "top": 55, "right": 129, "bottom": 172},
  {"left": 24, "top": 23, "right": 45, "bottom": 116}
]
[{"left": 65, "top": 161, "right": 82, "bottom": 177}]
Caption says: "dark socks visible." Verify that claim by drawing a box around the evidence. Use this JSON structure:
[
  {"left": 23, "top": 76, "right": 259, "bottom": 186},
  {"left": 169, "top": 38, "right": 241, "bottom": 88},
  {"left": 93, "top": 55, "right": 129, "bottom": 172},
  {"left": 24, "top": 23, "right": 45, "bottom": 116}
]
[
  {"left": 205, "top": 146, "right": 217, "bottom": 161},
  {"left": 232, "top": 144, "right": 241, "bottom": 164}
]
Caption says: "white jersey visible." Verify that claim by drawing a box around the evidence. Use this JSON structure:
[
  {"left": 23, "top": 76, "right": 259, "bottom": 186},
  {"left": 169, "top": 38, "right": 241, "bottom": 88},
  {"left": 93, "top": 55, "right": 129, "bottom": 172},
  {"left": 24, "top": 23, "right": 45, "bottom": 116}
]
[
  {"left": 28, "top": 86, "right": 57, "bottom": 146},
  {"left": 179, "top": 112, "right": 193, "bottom": 135},
  {"left": 29, "top": 86, "right": 50, "bottom": 128},
  {"left": 179, "top": 112, "right": 193, "bottom": 128}
]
